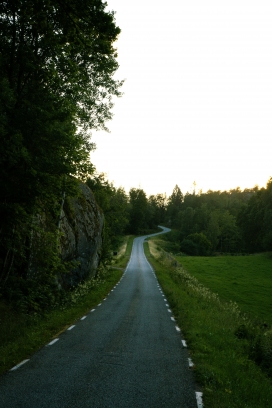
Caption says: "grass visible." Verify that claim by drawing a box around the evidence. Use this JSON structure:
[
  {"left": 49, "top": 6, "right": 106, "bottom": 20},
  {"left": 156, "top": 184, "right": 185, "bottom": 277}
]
[
  {"left": 145, "top": 238, "right": 272, "bottom": 408},
  {"left": 175, "top": 254, "right": 272, "bottom": 325},
  {"left": 0, "top": 236, "right": 134, "bottom": 376}
]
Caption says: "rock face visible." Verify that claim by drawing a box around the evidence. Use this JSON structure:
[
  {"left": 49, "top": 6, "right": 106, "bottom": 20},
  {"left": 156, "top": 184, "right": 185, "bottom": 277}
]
[{"left": 60, "top": 182, "right": 104, "bottom": 287}]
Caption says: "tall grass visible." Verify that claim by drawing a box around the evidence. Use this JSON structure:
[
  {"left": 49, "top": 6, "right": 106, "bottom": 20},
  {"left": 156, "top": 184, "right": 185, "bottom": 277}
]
[{"left": 145, "top": 239, "right": 272, "bottom": 408}]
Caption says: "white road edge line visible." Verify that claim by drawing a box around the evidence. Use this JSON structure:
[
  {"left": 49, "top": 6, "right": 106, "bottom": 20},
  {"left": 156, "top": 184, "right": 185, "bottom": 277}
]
[
  {"left": 188, "top": 358, "right": 194, "bottom": 367},
  {"left": 90, "top": 309, "right": 95, "bottom": 312},
  {"left": 182, "top": 340, "right": 187, "bottom": 347},
  {"left": 67, "top": 325, "right": 76, "bottom": 331},
  {"left": 47, "top": 338, "right": 59, "bottom": 346},
  {"left": 10, "top": 359, "right": 29, "bottom": 371},
  {"left": 175, "top": 326, "right": 181, "bottom": 332},
  {"left": 196, "top": 391, "right": 203, "bottom": 408},
  {"left": 81, "top": 316, "right": 87, "bottom": 320},
  {"left": 171, "top": 317, "right": 175, "bottom": 321}
]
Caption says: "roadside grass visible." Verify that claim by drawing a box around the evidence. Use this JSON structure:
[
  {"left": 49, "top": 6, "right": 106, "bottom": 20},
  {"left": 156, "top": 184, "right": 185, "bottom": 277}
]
[
  {"left": 111, "top": 235, "right": 135, "bottom": 269},
  {"left": 145, "top": 238, "right": 272, "bottom": 408},
  {"left": 0, "top": 236, "right": 134, "bottom": 376}
]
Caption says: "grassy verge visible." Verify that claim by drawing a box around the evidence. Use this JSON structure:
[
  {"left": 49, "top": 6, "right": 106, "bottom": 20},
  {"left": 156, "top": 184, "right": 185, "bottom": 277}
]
[
  {"left": 112, "top": 235, "right": 135, "bottom": 269},
  {"left": 0, "top": 236, "right": 134, "bottom": 376},
  {"left": 145, "top": 238, "right": 272, "bottom": 408}
]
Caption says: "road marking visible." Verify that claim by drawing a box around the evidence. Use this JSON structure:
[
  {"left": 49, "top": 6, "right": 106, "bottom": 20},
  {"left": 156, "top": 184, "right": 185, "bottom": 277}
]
[
  {"left": 90, "top": 309, "right": 95, "bottom": 312},
  {"left": 182, "top": 340, "right": 187, "bottom": 347},
  {"left": 168, "top": 309, "right": 172, "bottom": 313},
  {"left": 188, "top": 358, "right": 194, "bottom": 367},
  {"left": 166, "top": 303, "right": 169, "bottom": 307},
  {"left": 175, "top": 326, "right": 181, "bottom": 332},
  {"left": 47, "top": 338, "right": 59, "bottom": 346},
  {"left": 10, "top": 359, "right": 29, "bottom": 371},
  {"left": 196, "top": 392, "right": 203, "bottom": 408},
  {"left": 81, "top": 316, "right": 87, "bottom": 320},
  {"left": 67, "top": 325, "right": 75, "bottom": 331},
  {"left": 164, "top": 299, "right": 167, "bottom": 302},
  {"left": 171, "top": 317, "right": 175, "bottom": 321},
  {"left": 98, "top": 303, "right": 102, "bottom": 306}
]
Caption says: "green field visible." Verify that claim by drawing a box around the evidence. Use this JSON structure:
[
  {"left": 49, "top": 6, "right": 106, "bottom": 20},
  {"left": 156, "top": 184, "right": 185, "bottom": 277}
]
[{"left": 176, "top": 254, "right": 272, "bottom": 325}]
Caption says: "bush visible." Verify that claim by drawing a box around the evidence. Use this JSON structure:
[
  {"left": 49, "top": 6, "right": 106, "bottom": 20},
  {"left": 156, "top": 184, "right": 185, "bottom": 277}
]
[
  {"left": 180, "top": 239, "right": 199, "bottom": 255},
  {"left": 187, "top": 232, "right": 212, "bottom": 255}
]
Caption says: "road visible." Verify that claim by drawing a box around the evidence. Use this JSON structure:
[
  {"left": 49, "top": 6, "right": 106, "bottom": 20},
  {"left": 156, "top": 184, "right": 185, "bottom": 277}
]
[{"left": 0, "top": 227, "right": 198, "bottom": 407}]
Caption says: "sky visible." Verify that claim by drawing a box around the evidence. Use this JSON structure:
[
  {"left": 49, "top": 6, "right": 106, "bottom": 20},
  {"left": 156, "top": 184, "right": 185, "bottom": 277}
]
[{"left": 91, "top": 0, "right": 272, "bottom": 197}]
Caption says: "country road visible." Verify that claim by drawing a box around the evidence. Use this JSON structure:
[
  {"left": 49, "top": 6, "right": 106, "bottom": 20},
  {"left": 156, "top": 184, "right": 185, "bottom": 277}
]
[{"left": 0, "top": 227, "right": 199, "bottom": 408}]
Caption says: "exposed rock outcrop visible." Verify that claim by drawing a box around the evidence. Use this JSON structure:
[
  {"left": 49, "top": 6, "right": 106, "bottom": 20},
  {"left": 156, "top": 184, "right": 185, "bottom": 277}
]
[{"left": 60, "top": 182, "right": 104, "bottom": 287}]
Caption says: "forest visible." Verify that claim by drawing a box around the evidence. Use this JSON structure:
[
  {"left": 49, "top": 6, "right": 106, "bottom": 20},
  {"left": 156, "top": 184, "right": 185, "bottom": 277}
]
[
  {"left": 86, "top": 175, "right": 272, "bottom": 258},
  {"left": 0, "top": 1, "right": 271, "bottom": 312}
]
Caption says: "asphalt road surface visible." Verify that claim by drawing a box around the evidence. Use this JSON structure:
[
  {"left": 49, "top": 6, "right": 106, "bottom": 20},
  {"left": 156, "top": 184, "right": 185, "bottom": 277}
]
[{"left": 0, "top": 227, "right": 198, "bottom": 407}]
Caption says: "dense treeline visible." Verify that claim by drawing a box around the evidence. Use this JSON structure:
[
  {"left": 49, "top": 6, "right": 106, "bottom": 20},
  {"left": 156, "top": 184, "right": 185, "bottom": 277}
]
[
  {"left": 0, "top": 1, "right": 122, "bottom": 294},
  {"left": 90, "top": 176, "right": 272, "bottom": 257},
  {"left": 86, "top": 174, "right": 167, "bottom": 259},
  {"left": 163, "top": 179, "right": 272, "bottom": 255}
]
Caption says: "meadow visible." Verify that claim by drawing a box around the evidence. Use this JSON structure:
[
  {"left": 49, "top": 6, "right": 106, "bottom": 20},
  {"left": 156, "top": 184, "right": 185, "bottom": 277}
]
[{"left": 175, "top": 254, "right": 272, "bottom": 325}]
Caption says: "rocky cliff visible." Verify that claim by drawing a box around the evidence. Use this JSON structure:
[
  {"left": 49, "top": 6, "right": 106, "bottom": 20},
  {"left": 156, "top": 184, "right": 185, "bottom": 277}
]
[{"left": 60, "top": 182, "right": 104, "bottom": 287}]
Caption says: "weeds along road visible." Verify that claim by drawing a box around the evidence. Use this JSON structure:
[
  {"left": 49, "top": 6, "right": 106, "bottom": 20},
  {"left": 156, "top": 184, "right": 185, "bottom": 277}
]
[{"left": 0, "top": 227, "right": 197, "bottom": 408}]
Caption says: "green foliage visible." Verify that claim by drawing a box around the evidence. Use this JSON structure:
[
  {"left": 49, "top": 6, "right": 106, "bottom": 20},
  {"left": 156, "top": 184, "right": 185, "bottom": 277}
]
[
  {"left": 86, "top": 173, "right": 129, "bottom": 262},
  {"left": 128, "top": 188, "right": 149, "bottom": 234},
  {"left": 0, "top": 1, "right": 122, "bottom": 287},
  {"left": 180, "top": 239, "right": 199, "bottom": 255},
  {"left": 148, "top": 193, "right": 167, "bottom": 226},
  {"left": 167, "top": 180, "right": 272, "bottom": 254},
  {"left": 187, "top": 232, "right": 212, "bottom": 255},
  {"left": 167, "top": 184, "right": 183, "bottom": 223}
]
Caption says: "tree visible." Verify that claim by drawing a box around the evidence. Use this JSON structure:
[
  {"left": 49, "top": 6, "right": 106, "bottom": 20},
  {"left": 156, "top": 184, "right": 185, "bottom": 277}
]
[
  {"left": 0, "top": 1, "right": 123, "bottom": 284},
  {"left": 186, "top": 232, "right": 212, "bottom": 255},
  {"left": 86, "top": 173, "right": 129, "bottom": 258},
  {"left": 148, "top": 193, "right": 167, "bottom": 226},
  {"left": 167, "top": 185, "right": 183, "bottom": 224},
  {"left": 128, "top": 188, "right": 148, "bottom": 234}
]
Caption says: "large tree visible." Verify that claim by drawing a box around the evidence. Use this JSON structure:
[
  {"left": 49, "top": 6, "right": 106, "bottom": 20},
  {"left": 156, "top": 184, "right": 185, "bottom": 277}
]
[{"left": 0, "top": 0, "right": 122, "bottom": 284}]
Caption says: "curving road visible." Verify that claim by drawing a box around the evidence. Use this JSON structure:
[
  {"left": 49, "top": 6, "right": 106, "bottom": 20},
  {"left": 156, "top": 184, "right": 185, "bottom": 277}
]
[{"left": 0, "top": 227, "right": 198, "bottom": 407}]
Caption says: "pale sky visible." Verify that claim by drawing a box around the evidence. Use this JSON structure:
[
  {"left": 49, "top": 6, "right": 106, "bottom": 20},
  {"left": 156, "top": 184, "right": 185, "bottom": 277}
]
[{"left": 91, "top": 0, "right": 272, "bottom": 197}]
